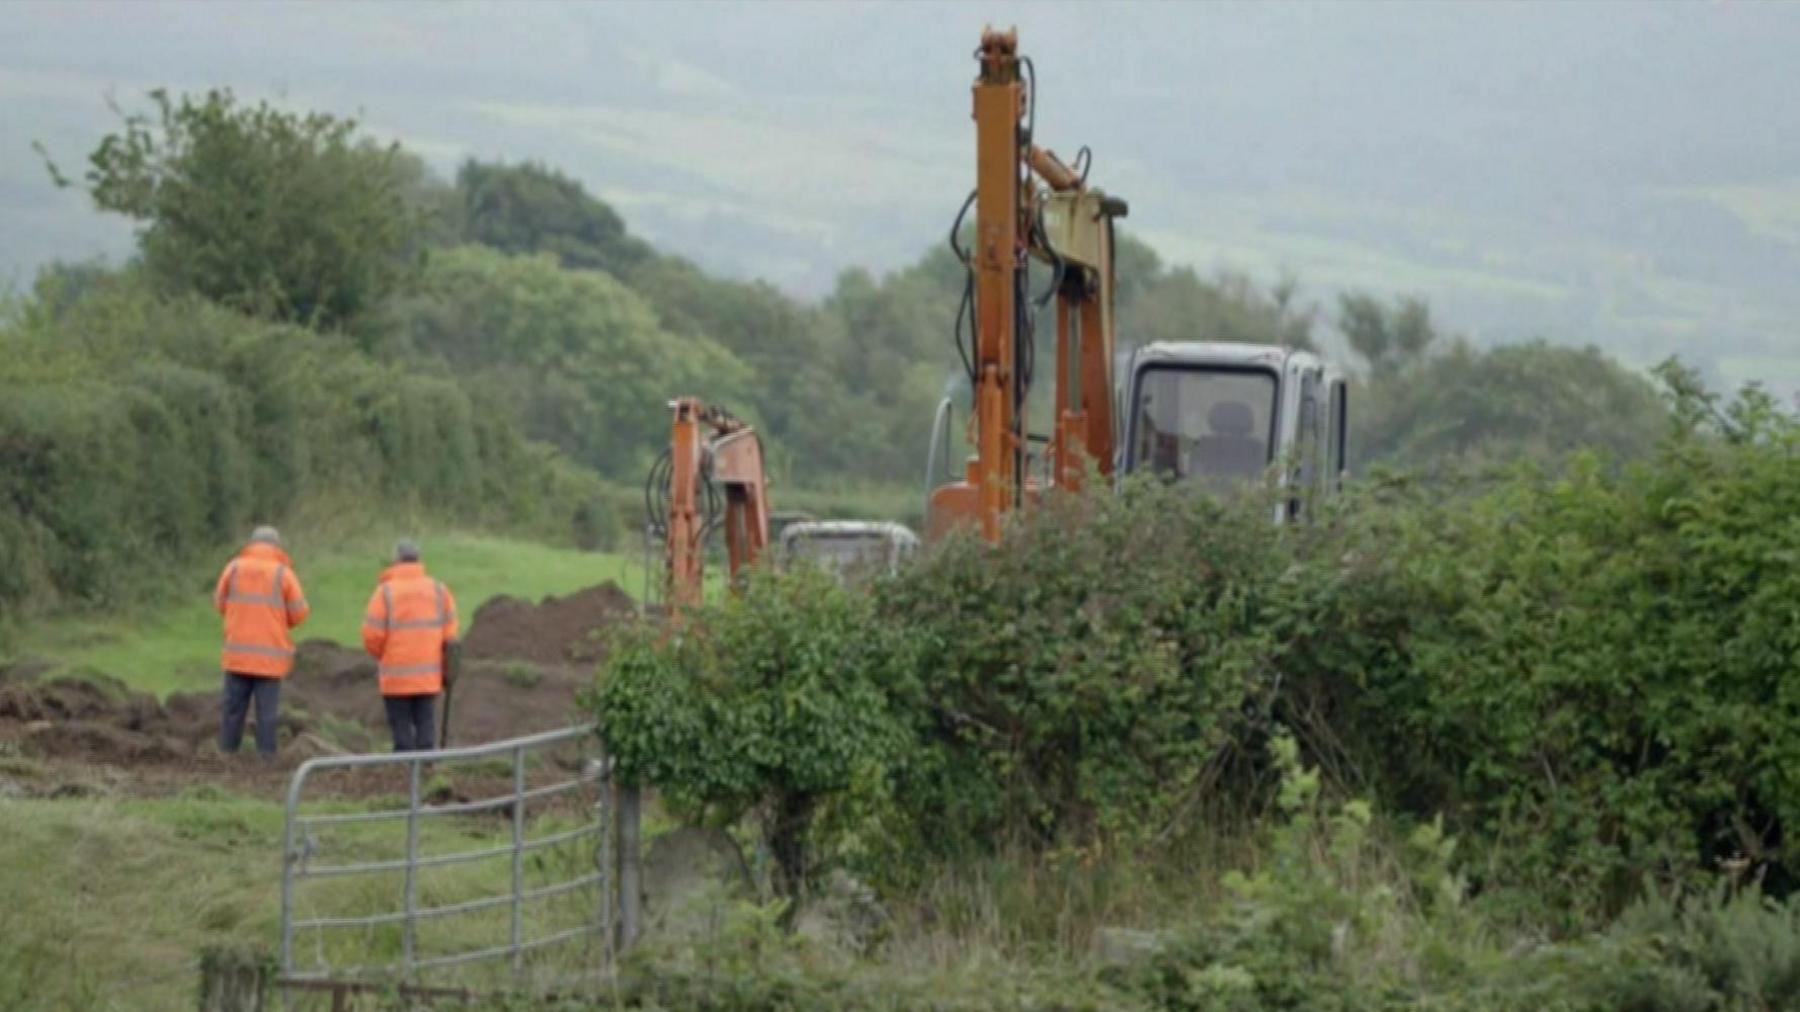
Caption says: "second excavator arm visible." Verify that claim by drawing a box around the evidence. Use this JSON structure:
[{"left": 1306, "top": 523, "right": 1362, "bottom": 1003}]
[{"left": 651, "top": 398, "right": 772, "bottom": 615}]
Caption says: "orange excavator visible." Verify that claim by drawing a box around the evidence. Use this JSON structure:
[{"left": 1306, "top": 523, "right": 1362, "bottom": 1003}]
[
  {"left": 926, "top": 27, "right": 1350, "bottom": 541},
  {"left": 645, "top": 398, "right": 772, "bottom": 615},
  {"left": 645, "top": 397, "right": 922, "bottom": 615},
  {"left": 926, "top": 27, "right": 1128, "bottom": 542}
]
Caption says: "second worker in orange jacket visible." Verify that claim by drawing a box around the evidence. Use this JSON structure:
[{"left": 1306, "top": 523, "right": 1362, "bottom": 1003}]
[{"left": 362, "top": 540, "right": 460, "bottom": 752}]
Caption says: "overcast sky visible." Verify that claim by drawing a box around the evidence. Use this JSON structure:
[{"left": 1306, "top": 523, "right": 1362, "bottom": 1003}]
[{"left": 5, "top": 1, "right": 1798, "bottom": 389}]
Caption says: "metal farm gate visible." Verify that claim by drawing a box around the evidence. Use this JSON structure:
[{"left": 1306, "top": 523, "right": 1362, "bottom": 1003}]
[{"left": 277, "top": 724, "right": 641, "bottom": 998}]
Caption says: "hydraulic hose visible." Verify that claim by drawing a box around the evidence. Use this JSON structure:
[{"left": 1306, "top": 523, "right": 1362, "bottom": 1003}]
[
  {"left": 948, "top": 189, "right": 979, "bottom": 391},
  {"left": 643, "top": 445, "right": 723, "bottom": 539},
  {"left": 644, "top": 448, "right": 673, "bottom": 537}
]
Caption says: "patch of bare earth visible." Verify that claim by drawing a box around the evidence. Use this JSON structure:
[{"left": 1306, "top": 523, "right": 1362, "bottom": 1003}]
[{"left": 0, "top": 582, "right": 648, "bottom": 799}]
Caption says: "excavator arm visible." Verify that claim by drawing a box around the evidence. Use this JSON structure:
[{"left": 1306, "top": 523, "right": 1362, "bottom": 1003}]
[
  {"left": 927, "top": 27, "right": 1127, "bottom": 543},
  {"left": 655, "top": 397, "right": 772, "bottom": 615}
]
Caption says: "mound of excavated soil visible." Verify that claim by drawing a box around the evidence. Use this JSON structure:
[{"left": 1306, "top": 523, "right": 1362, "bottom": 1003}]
[
  {"left": 1, "top": 671, "right": 210, "bottom": 770},
  {"left": 0, "top": 582, "right": 643, "bottom": 793},
  {"left": 462, "top": 582, "right": 639, "bottom": 669}
]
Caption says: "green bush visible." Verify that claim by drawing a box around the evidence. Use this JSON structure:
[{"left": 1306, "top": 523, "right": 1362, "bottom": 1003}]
[
  {"left": 0, "top": 274, "right": 604, "bottom": 616},
  {"left": 595, "top": 568, "right": 910, "bottom": 896},
  {"left": 1334, "top": 382, "right": 1800, "bottom": 914},
  {"left": 874, "top": 483, "right": 1297, "bottom": 856},
  {"left": 1118, "top": 738, "right": 1800, "bottom": 1012},
  {"left": 389, "top": 244, "right": 751, "bottom": 476},
  {"left": 597, "top": 375, "right": 1800, "bottom": 920}
]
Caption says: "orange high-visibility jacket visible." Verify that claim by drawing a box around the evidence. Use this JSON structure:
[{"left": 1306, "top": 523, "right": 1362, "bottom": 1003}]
[
  {"left": 214, "top": 543, "right": 310, "bottom": 678},
  {"left": 362, "top": 563, "right": 460, "bottom": 697}
]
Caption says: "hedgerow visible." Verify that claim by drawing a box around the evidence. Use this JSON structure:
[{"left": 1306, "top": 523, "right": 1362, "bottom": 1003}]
[
  {"left": 597, "top": 373, "right": 1800, "bottom": 921},
  {"left": 0, "top": 274, "right": 606, "bottom": 617}
]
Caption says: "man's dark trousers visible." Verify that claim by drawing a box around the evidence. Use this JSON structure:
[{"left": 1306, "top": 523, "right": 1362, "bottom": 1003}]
[
  {"left": 385, "top": 694, "right": 437, "bottom": 752},
  {"left": 220, "top": 671, "right": 280, "bottom": 755}
]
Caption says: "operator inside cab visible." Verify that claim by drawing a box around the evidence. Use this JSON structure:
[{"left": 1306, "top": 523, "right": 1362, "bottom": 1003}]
[{"left": 1134, "top": 367, "right": 1277, "bottom": 490}]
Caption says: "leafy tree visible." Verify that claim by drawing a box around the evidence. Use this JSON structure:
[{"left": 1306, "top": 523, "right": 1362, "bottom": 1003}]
[
  {"left": 597, "top": 568, "right": 910, "bottom": 898},
  {"left": 389, "top": 245, "right": 750, "bottom": 476},
  {"left": 1354, "top": 338, "right": 1666, "bottom": 469},
  {"left": 628, "top": 257, "right": 854, "bottom": 473},
  {"left": 1338, "top": 292, "right": 1436, "bottom": 380},
  {"left": 454, "top": 160, "right": 653, "bottom": 276},
  {"left": 48, "top": 89, "right": 419, "bottom": 330},
  {"left": 818, "top": 250, "right": 964, "bottom": 478}
]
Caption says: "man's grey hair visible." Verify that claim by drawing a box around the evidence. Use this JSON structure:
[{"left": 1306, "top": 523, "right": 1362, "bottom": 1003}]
[
  {"left": 249, "top": 525, "right": 281, "bottom": 547},
  {"left": 394, "top": 539, "right": 421, "bottom": 562}
]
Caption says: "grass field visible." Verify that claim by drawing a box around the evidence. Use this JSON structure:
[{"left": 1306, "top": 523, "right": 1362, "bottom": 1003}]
[
  {"left": 0, "top": 786, "right": 606, "bottom": 1011},
  {"left": 7, "top": 532, "right": 652, "bottom": 698}
]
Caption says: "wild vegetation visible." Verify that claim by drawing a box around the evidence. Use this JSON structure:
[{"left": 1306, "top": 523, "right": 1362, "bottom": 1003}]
[
  {"left": 594, "top": 376, "right": 1800, "bottom": 1008},
  {"left": 3, "top": 86, "right": 1769, "bottom": 1010},
  {"left": 7, "top": 88, "right": 1670, "bottom": 629}
]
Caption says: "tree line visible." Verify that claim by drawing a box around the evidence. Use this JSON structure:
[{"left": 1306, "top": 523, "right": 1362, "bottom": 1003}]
[{"left": 1, "top": 88, "right": 1676, "bottom": 620}]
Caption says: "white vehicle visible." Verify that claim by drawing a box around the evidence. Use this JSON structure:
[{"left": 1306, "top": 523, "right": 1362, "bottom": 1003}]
[
  {"left": 1120, "top": 342, "right": 1349, "bottom": 520},
  {"left": 780, "top": 520, "right": 920, "bottom": 583}
]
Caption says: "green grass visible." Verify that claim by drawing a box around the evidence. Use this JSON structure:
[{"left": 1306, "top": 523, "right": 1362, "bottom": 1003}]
[
  {"left": 0, "top": 789, "right": 607, "bottom": 1011},
  {"left": 8, "top": 532, "right": 650, "bottom": 698},
  {"left": 0, "top": 793, "right": 284, "bottom": 1011}
]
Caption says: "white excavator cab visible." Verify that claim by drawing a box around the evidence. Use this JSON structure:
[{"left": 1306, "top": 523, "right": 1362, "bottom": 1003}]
[
  {"left": 1120, "top": 342, "right": 1348, "bottom": 520},
  {"left": 780, "top": 520, "right": 920, "bottom": 585}
]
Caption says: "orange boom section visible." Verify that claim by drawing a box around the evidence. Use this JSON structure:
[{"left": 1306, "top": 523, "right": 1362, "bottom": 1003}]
[
  {"left": 649, "top": 398, "right": 772, "bottom": 617},
  {"left": 927, "top": 27, "right": 1127, "bottom": 543}
]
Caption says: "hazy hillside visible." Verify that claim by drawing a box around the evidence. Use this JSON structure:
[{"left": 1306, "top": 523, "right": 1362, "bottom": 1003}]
[{"left": 7, "top": 4, "right": 1799, "bottom": 397}]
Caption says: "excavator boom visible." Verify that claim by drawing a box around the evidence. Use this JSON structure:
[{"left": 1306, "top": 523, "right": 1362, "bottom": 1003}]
[
  {"left": 656, "top": 397, "right": 771, "bottom": 616},
  {"left": 926, "top": 26, "right": 1127, "bottom": 542}
]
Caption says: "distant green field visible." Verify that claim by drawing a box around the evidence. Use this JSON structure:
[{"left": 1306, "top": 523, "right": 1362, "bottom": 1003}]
[{"left": 9, "top": 533, "right": 651, "bottom": 698}]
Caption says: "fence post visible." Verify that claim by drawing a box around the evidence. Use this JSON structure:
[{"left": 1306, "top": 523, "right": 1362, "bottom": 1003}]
[
  {"left": 594, "top": 757, "right": 613, "bottom": 970},
  {"left": 197, "top": 946, "right": 271, "bottom": 1012},
  {"left": 617, "top": 783, "right": 641, "bottom": 949}
]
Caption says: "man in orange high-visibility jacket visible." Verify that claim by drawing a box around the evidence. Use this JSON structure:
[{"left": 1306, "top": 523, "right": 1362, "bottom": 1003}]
[
  {"left": 214, "top": 526, "right": 310, "bottom": 757},
  {"left": 362, "top": 540, "right": 460, "bottom": 752}
]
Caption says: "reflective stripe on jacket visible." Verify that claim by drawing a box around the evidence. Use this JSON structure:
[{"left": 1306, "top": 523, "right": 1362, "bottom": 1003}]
[
  {"left": 214, "top": 544, "right": 310, "bottom": 678},
  {"left": 362, "top": 563, "right": 459, "bottom": 697}
]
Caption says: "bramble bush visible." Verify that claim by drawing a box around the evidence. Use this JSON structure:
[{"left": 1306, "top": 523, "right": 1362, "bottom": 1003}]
[
  {"left": 597, "top": 370, "right": 1800, "bottom": 922},
  {"left": 1346, "top": 368, "right": 1800, "bottom": 915}
]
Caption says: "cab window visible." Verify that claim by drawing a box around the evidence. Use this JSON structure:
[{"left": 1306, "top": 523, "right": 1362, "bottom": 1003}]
[
  {"left": 1131, "top": 366, "right": 1277, "bottom": 490},
  {"left": 1328, "top": 380, "right": 1348, "bottom": 487}
]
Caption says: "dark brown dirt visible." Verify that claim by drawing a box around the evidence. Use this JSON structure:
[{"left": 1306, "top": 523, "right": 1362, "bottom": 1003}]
[
  {"left": 0, "top": 582, "right": 645, "bottom": 798},
  {"left": 462, "top": 582, "right": 638, "bottom": 668}
]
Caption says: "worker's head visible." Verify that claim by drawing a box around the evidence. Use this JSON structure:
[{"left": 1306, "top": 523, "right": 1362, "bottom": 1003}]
[
  {"left": 249, "top": 525, "right": 282, "bottom": 548},
  {"left": 394, "top": 539, "right": 422, "bottom": 563},
  {"left": 1207, "top": 401, "right": 1256, "bottom": 437}
]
